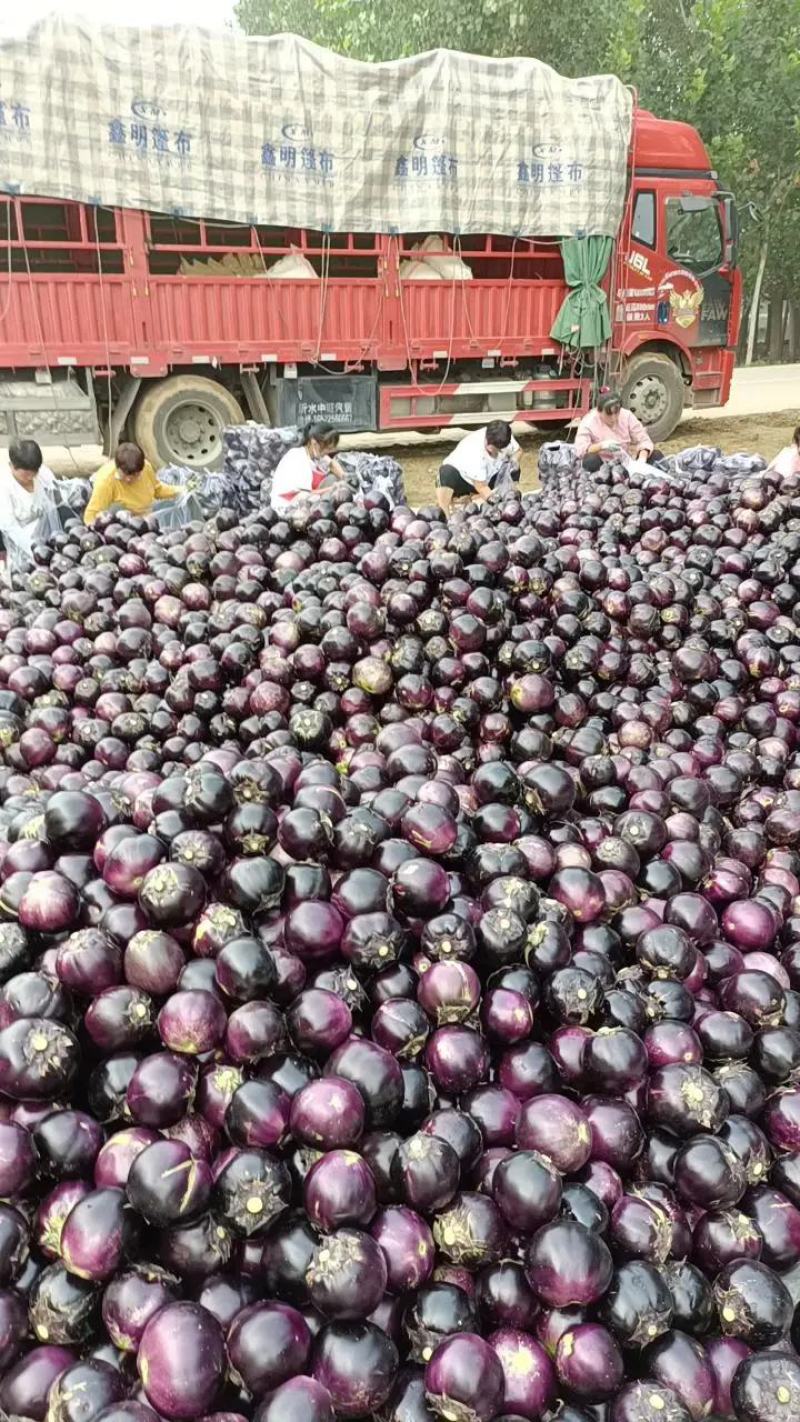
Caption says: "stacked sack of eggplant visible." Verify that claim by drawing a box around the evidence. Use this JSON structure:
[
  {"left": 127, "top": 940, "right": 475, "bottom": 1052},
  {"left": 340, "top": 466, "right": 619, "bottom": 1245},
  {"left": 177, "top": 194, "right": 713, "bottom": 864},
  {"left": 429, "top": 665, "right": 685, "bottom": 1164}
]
[
  {"left": 337, "top": 453, "right": 406, "bottom": 511},
  {"left": 199, "top": 427, "right": 301, "bottom": 519}
]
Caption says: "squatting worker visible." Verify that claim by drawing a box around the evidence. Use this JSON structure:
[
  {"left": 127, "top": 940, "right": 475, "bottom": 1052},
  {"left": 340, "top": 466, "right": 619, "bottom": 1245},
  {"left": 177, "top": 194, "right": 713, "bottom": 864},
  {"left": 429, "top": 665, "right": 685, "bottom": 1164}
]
[
  {"left": 84, "top": 442, "right": 180, "bottom": 525},
  {"left": 0, "top": 439, "right": 63, "bottom": 579},
  {"left": 270, "top": 422, "right": 346, "bottom": 512},
  {"left": 768, "top": 424, "right": 800, "bottom": 479},
  {"left": 575, "top": 390, "right": 663, "bottom": 472},
  {"left": 436, "top": 420, "right": 521, "bottom": 513}
]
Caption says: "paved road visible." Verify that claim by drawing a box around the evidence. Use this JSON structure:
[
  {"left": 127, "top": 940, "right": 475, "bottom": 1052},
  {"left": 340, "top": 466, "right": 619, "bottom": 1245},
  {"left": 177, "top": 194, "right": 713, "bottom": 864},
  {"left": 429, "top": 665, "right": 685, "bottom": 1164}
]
[
  {"left": 699, "top": 363, "right": 799, "bottom": 419},
  {"left": 36, "top": 362, "right": 800, "bottom": 474}
]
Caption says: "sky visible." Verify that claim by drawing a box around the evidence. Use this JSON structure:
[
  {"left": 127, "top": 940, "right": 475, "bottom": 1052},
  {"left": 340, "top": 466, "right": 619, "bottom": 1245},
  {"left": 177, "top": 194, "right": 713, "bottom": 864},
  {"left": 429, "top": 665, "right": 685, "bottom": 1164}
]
[{"left": 0, "top": 1, "right": 240, "bottom": 35}]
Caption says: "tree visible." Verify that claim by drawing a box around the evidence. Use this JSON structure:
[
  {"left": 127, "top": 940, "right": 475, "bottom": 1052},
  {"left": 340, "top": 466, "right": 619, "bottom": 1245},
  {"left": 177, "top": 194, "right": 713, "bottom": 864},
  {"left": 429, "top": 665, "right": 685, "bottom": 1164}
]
[{"left": 236, "top": 0, "right": 621, "bottom": 71}]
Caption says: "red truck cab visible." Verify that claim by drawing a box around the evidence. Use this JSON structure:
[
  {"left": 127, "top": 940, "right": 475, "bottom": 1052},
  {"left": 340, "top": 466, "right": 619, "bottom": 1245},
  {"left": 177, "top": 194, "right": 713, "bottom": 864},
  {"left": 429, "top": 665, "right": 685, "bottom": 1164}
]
[
  {"left": 0, "top": 106, "right": 739, "bottom": 468},
  {"left": 613, "top": 109, "right": 741, "bottom": 437}
]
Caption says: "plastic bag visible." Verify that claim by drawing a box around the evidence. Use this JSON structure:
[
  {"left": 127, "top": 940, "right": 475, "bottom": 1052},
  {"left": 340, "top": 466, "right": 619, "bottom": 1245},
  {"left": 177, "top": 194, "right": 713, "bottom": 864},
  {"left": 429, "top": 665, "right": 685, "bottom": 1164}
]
[
  {"left": 538, "top": 442, "right": 579, "bottom": 480},
  {"left": 214, "top": 424, "right": 300, "bottom": 516},
  {"left": 715, "top": 453, "right": 767, "bottom": 475},
  {"left": 149, "top": 492, "right": 204, "bottom": 532},
  {"left": 158, "top": 465, "right": 196, "bottom": 488},
  {"left": 411, "top": 236, "right": 473, "bottom": 280},
  {"left": 488, "top": 460, "right": 520, "bottom": 498},
  {"left": 415, "top": 237, "right": 473, "bottom": 279},
  {"left": 673, "top": 445, "right": 721, "bottom": 472},
  {"left": 56, "top": 478, "right": 92, "bottom": 514},
  {"left": 337, "top": 452, "right": 406, "bottom": 509},
  {"left": 1, "top": 498, "right": 77, "bottom": 584},
  {"left": 265, "top": 249, "right": 318, "bottom": 280},
  {"left": 399, "top": 260, "right": 442, "bottom": 281}
]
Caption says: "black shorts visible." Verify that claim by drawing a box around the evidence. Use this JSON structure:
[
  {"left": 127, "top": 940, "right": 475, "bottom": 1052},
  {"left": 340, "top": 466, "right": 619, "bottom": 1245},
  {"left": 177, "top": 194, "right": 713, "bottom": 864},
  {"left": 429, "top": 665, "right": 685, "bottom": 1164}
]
[{"left": 437, "top": 463, "right": 477, "bottom": 497}]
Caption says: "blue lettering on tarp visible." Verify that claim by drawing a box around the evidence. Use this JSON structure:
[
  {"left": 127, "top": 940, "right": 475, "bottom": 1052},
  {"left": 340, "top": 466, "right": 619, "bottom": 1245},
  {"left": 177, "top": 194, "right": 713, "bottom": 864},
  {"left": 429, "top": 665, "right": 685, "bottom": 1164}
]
[
  {"left": 261, "top": 137, "right": 334, "bottom": 178},
  {"left": 0, "top": 98, "right": 34, "bottom": 139},
  {"left": 394, "top": 150, "right": 456, "bottom": 180},
  {"left": 131, "top": 122, "right": 148, "bottom": 149},
  {"left": 174, "top": 130, "right": 191, "bottom": 157},
  {"left": 109, "top": 118, "right": 126, "bottom": 146},
  {"left": 519, "top": 157, "right": 586, "bottom": 185},
  {"left": 132, "top": 99, "right": 166, "bottom": 122},
  {"left": 152, "top": 127, "right": 169, "bottom": 153}
]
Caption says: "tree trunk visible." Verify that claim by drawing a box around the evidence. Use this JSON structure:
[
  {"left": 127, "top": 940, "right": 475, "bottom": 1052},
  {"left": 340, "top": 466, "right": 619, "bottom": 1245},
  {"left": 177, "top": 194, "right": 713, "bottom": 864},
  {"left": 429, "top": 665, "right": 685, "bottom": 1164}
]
[
  {"left": 791, "top": 302, "right": 800, "bottom": 362},
  {"left": 767, "top": 297, "right": 784, "bottom": 363},
  {"left": 745, "top": 238, "right": 769, "bottom": 365}
]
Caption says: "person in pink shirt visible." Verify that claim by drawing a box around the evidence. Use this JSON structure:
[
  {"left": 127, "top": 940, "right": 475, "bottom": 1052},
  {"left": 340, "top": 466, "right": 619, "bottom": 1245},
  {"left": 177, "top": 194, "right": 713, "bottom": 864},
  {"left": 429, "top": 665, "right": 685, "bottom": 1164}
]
[
  {"left": 575, "top": 391, "right": 663, "bottom": 472},
  {"left": 768, "top": 425, "right": 800, "bottom": 480}
]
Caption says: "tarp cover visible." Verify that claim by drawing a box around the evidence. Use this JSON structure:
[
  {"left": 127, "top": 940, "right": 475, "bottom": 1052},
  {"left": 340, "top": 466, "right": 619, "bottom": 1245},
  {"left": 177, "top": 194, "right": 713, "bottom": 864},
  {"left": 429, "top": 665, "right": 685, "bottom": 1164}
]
[{"left": 0, "top": 19, "right": 633, "bottom": 238}]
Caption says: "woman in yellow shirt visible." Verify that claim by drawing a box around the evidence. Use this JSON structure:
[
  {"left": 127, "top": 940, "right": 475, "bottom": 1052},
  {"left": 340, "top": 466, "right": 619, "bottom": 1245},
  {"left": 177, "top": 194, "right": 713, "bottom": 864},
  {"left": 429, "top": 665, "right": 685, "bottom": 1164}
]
[{"left": 84, "top": 443, "right": 180, "bottom": 525}]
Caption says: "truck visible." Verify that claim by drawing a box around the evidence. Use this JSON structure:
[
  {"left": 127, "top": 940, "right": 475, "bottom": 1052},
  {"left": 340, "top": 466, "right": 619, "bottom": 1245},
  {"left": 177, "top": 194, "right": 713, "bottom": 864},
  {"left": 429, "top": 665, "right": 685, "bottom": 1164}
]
[{"left": 0, "top": 25, "right": 741, "bottom": 470}]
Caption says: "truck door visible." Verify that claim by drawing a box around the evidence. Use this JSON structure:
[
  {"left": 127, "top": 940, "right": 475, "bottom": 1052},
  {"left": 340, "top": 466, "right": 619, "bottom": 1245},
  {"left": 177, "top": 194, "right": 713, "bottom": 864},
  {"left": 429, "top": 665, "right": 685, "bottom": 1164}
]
[{"left": 662, "top": 194, "right": 735, "bottom": 348}]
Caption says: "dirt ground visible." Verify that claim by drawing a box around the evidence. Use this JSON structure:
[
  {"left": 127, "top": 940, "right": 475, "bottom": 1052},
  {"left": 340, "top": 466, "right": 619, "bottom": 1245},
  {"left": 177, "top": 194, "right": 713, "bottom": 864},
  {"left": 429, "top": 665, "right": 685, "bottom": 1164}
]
[{"left": 391, "top": 409, "right": 799, "bottom": 508}]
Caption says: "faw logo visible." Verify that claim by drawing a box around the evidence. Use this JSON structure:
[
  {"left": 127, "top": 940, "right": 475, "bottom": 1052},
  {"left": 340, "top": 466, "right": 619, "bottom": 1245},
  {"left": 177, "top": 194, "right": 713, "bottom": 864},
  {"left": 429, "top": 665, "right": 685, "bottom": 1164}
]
[
  {"left": 658, "top": 271, "right": 704, "bottom": 330},
  {"left": 669, "top": 287, "right": 703, "bottom": 328}
]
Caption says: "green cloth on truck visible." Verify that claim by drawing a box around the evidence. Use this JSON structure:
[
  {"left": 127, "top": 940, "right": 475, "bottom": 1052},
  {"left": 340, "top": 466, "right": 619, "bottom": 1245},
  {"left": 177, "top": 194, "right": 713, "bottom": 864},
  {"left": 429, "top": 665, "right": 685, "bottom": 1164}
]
[{"left": 550, "top": 235, "right": 614, "bottom": 349}]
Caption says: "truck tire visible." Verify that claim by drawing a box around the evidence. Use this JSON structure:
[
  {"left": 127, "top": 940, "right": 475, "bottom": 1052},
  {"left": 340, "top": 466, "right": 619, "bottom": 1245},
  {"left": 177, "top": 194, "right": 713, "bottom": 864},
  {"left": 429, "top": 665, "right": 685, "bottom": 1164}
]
[
  {"left": 621, "top": 353, "right": 685, "bottom": 444},
  {"left": 133, "top": 375, "right": 244, "bottom": 472}
]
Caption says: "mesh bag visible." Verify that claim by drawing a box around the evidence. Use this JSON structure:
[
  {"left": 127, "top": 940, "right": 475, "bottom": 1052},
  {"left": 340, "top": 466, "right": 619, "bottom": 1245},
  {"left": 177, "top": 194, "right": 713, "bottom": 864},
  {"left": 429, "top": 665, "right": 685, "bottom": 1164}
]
[
  {"left": 538, "top": 442, "right": 579, "bottom": 480},
  {"left": 214, "top": 424, "right": 300, "bottom": 516},
  {"left": 672, "top": 445, "right": 722, "bottom": 472},
  {"left": 337, "top": 452, "right": 406, "bottom": 509},
  {"left": 56, "top": 478, "right": 92, "bottom": 515},
  {"left": 715, "top": 452, "right": 767, "bottom": 475},
  {"left": 149, "top": 492, "right": 205, "bottom": 532}
]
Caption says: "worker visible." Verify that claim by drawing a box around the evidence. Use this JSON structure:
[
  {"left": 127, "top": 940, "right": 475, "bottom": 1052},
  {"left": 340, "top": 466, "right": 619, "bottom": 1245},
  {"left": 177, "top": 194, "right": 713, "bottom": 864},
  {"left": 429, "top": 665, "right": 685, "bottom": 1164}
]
[
  {"left": 768, "top": 425, "right": 800, "bottom": 479},
  {"left": 270, "top": 422, "right": 346, "bottom": 512},
  {"left": 0, "top": 439, "right": 65, "bottom": 582},
  {"left": 84, "top": 442, "right": 180, "bottom": 525},
  {"left": 436, "top": 420, "right": 521, "bottom": 513},
  {"left": 575, "top": 391, "right": 663, "bottom": 471}
]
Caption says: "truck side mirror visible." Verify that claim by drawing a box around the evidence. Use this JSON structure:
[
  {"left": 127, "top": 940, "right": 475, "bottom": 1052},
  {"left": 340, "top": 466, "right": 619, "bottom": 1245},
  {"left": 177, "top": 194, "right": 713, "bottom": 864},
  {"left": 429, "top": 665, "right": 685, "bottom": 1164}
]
[
  {"left": 719, "top": 194, "right": 739, "bottom": 266},
  {"left": 678, "top": 195, "right": 713, "bottom": 213}
]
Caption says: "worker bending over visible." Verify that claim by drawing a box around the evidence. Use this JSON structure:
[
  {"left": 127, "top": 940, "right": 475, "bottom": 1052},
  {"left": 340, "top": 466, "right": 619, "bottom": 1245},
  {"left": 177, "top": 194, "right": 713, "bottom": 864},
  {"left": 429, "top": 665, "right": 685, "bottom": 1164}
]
[
  {"left": 575, "top": 391, "right": 662, "bottom": 471},
  {"left": 270, "top": 422, "right": 346, "bottom": 512},
  {"left": 436, "top": 421, "right": 521, "bottom": 513}
]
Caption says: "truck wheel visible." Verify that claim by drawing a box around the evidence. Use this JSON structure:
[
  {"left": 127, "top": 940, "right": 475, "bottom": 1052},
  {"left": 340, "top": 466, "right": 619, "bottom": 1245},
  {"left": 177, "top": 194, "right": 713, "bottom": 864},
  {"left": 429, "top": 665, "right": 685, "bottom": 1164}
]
[
  {"left": 133, "top": 376, "right": 244, "bottom": 471},
  {"left": 621, "top": 354, "right": 685, "bottom": 443}
]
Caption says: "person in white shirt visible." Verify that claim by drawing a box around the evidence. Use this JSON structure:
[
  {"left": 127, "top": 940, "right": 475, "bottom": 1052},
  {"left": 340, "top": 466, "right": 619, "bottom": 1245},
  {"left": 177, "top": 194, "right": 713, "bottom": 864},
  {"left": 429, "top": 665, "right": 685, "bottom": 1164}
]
[
  {"left": 436, "top": 421, "right": 521, "bottom": 513},
  {"left": 0, "top": 439, "right": 63, "bottom": 584},
  {"left": 270, "top": 422, "right": 346, "bottom": 513},
  {"left": 768, "top": 425, "right": 800, "bottom": 481}
]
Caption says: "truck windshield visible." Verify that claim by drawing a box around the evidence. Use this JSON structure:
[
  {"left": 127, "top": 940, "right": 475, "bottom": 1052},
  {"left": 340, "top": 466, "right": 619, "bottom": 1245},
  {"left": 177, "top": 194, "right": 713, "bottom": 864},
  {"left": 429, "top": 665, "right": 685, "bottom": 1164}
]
[{"left": 666, "top": 198, "right": 723, "bottom": 273}]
